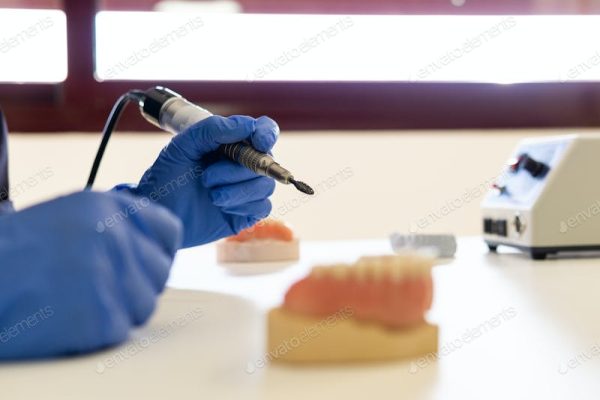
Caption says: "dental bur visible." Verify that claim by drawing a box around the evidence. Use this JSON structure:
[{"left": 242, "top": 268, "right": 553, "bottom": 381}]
[
  {"left": 220, "top": 142, "right": 314, "bottom": 195},
  {"left": 139, "top": 86, "right": 314, "bottom": 195}
]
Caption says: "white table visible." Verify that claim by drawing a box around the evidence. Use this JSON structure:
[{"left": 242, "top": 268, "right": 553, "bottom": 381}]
[{"left": 3, "top": 237, "right": 600, "bottom": 400}]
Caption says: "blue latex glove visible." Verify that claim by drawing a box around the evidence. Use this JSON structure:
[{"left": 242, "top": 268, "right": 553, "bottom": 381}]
[
  {"left": 0, "top": 191, "right": 182, "bottom": 360},
  {"left": 128, "top": 115, "right": 278, "bottom": 248}
]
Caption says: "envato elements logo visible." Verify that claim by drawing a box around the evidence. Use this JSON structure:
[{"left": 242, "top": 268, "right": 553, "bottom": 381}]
[
  {"left": 95, "top": 307, "right": 203, "bottom": 374},
  {"left": 560, "top": 50, "right": 600, "bottom": 82},
  {"left": 0, "top": 17, "right": 55, "bottom": 54},
  {"left": 272, "top": 166, "right": 354, "bottom": 218},
  {"left": 558, "top": 340, "right": 600, "bottom": 375},
  {"left": 241, "top": 166, "right": 354, "bottom": 236},
  {"left": 408, "top": 307, "right": 517, "bottom": 374},
  {"left": 246, "top": 17, "right": 354, "bottom": 82},
  {"left": 0, "top": 306, "right": 54, "bottom": 343},
  {"left": 410, "top": 16, "right": 517, "bottom": 81},
  {"left": 96, "top": 165, "right": 204, "bottom": 233},
  {"left": 0, "top": 166, "right": 54, "bottom": 201},
  {"left": 559, "top": 200, "right": 600, "bottom": 234},
  {"left": 245, "top": 306, "right": 354, "bottom": 374},
  {"left": 102, "top": 17, "right": 204, "bottom": 79},
  {"left": 408, "top": 173, "right": 501, "bottom": 234}
]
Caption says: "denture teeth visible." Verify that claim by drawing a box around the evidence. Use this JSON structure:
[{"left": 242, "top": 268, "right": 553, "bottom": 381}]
[
  {"left": 331, "top": 264, "right": 350, "bottom": 280},
  {"left": 357, "top": 256, "right": 380, "bottom": 267},
  {"left": 357, "top": 262, "right": 376, "bottom": 280},
  {"left": 383, "top": 257, "right": 397, "bottom": 279},
  {"left": 389, "top": 262, "right": 405, "bottom": 281},
  {"left": 356, "top": 256, "right": 387, "bottom": 281},
  {"left": 309, "top": 253, "right": 433, "bottom": 282},
  {"left": 409, "top": 254, "right": 434, "bottom": 277},
  {"left": 418, "top": 256, "right": 435, "bottom": 274},
  {"left": 366, "top": 254, "right": 434, "bottom": 278},
  {"left": 372, "top": 261, "right": 387, "bottom": 281},
  {"left": 352, "top": 265, "right": 368, "bottom": 281},
  {"left": 396, "top": 255, "right": 413, "bottom": 276},
  {"left": 310, "top": 266, "right": 327, "bottom": 278}
]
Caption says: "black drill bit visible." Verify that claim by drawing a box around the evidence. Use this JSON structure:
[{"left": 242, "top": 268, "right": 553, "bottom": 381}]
[{"left": 289, "top": 178, "right": 314, "bottom": 195}]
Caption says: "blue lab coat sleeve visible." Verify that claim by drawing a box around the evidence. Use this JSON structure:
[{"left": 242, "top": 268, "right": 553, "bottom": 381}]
[
  {"left": 0, "top": 109, "right": 183, "bottom": 360},
  {"left": 0, "top": 190, "right": 182, "bottom": 360}
]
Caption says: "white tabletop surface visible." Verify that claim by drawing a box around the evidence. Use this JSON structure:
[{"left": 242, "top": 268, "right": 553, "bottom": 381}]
[{"left": 2, "top": 237, "right": 600, "bottom": 400}]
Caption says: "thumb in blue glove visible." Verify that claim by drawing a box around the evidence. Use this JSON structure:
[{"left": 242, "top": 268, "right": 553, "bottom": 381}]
[
  {"left": 128, "top": 115, "right": 279, "bottom": 248},
  {"left": 0, "top": 191, "right": 182, "bottom": 360}
]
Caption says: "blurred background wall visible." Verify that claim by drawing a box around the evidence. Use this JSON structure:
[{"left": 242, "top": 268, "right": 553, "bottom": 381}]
[{"left": 7, "top": 128, "right": 574, "bottom": 240}]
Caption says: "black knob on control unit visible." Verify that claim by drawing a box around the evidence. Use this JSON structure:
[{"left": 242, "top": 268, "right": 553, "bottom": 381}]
[
  {"left": 510, "top": 153, "right": 549, "bottom": 178},
  {"left": 521, "top": 154, "right": 549, "bottom": 177}
]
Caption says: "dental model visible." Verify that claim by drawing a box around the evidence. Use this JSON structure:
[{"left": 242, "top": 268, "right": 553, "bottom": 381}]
[
  {"left": 217, "top": 219, "right": 300, "bottom": 263},
  {"left": 267, "top": 254, "right": 438, "bottom": 363}
]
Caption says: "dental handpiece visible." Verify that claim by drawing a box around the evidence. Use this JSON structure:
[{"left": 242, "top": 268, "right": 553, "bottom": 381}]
[{"left": 138, "top": 86, "right": 314, "bottom": 195}]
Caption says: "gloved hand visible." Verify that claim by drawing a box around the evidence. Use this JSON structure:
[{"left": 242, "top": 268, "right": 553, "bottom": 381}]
[
  {"left": 0, "top": 191, "right": 182, "bottom": 360},
  {"left": 127, "top": 115, "right": 278, "bottom": 248}
]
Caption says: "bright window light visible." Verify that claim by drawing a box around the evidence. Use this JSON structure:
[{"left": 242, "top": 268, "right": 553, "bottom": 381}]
[
  {"left": 154, "top": 0, "right": 242, "bottom": 13},
  {"left": 0, "top": 9, "right": 67, "bottom": 83},
  {"left": 96, "top": 13, "right": 600, "bottom": 83}
]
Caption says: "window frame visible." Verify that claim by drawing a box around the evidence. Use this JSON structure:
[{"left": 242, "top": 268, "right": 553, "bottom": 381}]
[{"left": 2, "top": 0, "right": 600, "bottom": 132}]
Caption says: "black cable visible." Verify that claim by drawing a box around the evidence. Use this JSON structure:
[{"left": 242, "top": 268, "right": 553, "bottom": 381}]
[
  {"left": 85, "top": 90, "right": 145, "bottom": 189},
  {"left": 0, "top": 108, "right": 10, "bottom": 202}
]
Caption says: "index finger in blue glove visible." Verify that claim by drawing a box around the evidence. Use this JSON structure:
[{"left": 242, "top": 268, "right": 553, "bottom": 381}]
[
  {"left": 222, "top": 199, "right": 272, "bottom": 219},
  {"left": 172, "top": 115, "right": 278, "bottom": 161},
  {"left": 210, "top": 176, "right": 276, "bottom": 208},
  {"left": 201, "top": 160, "right": 260, "bottom": 188},
  {"left": 253, "top": 115, "right": 279, "bottom": 153}
]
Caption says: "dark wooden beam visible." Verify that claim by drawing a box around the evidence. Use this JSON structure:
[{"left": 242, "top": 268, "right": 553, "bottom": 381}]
[{"left": 3, "top": 81, "right": 600, "bottom": 132}]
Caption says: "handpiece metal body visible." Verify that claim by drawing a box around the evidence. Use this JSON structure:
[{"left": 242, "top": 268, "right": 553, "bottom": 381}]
[{"left": 139, "top": 87, "right": 313, "bottom": 195}]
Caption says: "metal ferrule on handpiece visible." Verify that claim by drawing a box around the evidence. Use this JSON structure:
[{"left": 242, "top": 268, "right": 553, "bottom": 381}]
[
  {"left": 159, "top": 97, "right": 213, "bottom": 134},
  {"left": 220, "top": 143, "right": 293, "bottom": 184},
  {"left": 140, "top": 87, "right": 213, "bottom": 134}
]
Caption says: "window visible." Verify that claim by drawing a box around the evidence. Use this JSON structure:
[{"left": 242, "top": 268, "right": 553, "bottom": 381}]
[
  {"left": 96, "top": 13, "right": 600, "bottom": 83},
  {"left": 0, "top": 8, "right": 67, "bottom": 83},
  {"left": 2, "top": 0, "right": 600, "bottom": 132}
]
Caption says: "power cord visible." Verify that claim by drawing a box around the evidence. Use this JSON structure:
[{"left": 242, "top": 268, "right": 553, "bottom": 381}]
[{"left": 85, "top": 90, "right": 145, "bottom": 189}]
